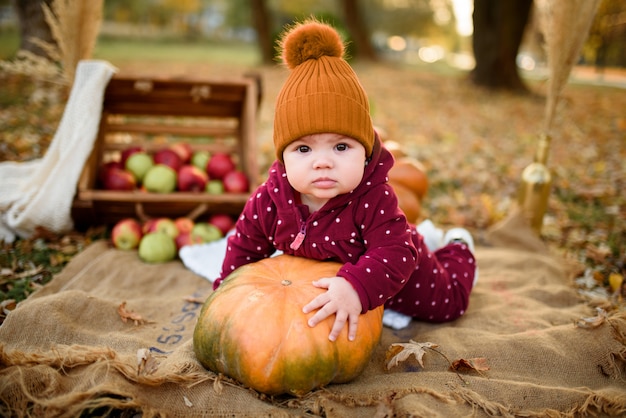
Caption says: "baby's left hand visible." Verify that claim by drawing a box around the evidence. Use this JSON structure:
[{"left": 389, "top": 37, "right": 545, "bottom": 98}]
[{"left": 302, "top": 276, "right": 362, "bottom": 342}]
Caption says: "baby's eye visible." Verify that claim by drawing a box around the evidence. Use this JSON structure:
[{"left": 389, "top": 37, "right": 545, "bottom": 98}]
[
  {"left": 297, "top": 145, "right": 311, "bottom": 153},
  {"left": 335, "top": 143, "right": 349, "bottom": 151}
]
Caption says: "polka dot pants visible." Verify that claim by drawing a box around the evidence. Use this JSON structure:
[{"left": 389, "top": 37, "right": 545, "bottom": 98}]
[{"left": 384, "top": 235, "right": 475, "bottom": 322}]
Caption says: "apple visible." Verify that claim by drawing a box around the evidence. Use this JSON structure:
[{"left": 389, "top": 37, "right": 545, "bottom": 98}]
[
  {"left": 223, "top": 170, "right": 249, "bottom": 193},
  {"left": 174, "top": 217, "right": 195, "bottom": 235},
  {"left": 138, "top": 232, "right": 177, "bottom": 263},
  {"left": 98, "top": 161, "right": 123, "bottom": 186},
  {"left": 143, "top": 164, "right": 177, "bottom": 193},
  {"left": 153, "top": 148, "right": 184, "bottom": 172},
  {"left": 144, "top": 217, "right": 179, "bottom": 239},
  {"left": 175, "top": 231, "right": 204, "bottom": 250},
  {"left": 125, "top": 151, "right": 154, "bottom": 183},
  {"left": 177, "top": 164, "right": 208, "bottom": 192},
  {"left": 191, "top": 150, "right": 210, "bottom": 171},
  {"left": 169, "top": 143, "right": 193, "bottom": 163},
  {"left": 208, "top": 213, "right": 236, "bottom": 235},
  {"left": 205, "top": 179, "right": 224, "bottom": 195},
  {"left": 142, "top": 218, "right": 158, "bottom": 234},
  {"left": 206, "top": 152, "right": 236, "bottom": 180},
  {"left": 102, "top": 167, "right": 136, "bottom": 191},
  {"left": 120, "top": 146, "right": 144, "bottom": 167},
  {"left": 191, "top": 222, "right": 223, "bottom": 243},
  {"left": 111, "top": 218, "right": 143, "bottom": 250}
]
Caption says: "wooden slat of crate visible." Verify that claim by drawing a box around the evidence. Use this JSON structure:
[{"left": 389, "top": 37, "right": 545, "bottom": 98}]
[{"left": 72, "top": 74, "right": 259, "bottom": 228}]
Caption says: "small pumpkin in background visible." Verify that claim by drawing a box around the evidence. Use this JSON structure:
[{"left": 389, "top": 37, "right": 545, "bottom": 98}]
[
  {"left": 193, "top": 255, "right": 384, "bottom": 397},
  {"left": 389, "top": 180, "right": 422, "bottom": 224},
  {"left": 388, "top": 157, "right": 429, "bottom": 201}
]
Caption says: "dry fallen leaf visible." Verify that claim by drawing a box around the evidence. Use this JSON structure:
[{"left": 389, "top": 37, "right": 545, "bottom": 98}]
[
  {"left": 136, "top": 347, "right": 161, "bottom": 375},
  {"left": 450, "top": 357, "right": 490, "bottom": 375},
  {"left": 118, "top": 301, "right": 149, "bottom": 326},
  {"left": 385, "top": 340, "right": 439, "bottom": 370},
  {"left": 575, "top": 307, "right": 607, "bottom": 328}
]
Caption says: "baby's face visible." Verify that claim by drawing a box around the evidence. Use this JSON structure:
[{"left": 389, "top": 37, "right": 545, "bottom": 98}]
[{"left": 283, "top": 133, "right": 366, "bottom": 211}]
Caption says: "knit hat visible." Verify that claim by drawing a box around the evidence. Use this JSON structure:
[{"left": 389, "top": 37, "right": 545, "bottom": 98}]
[{"left": 273, "top": 19, "right": 375, "bottom": 162}]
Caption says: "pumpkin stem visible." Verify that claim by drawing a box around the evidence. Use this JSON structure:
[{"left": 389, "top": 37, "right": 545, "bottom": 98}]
[{"left": 281, "top": 279, "right": 292, "bottom": 286}]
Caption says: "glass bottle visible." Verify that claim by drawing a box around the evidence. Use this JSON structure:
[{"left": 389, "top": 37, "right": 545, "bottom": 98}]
[{"left": 518, "top": 134, "right": 553, "bottom": 234}]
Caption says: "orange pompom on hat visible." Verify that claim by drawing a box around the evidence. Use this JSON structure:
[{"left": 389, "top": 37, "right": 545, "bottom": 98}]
[{"left": 273, "top": 19, "right": 375, "bottom": 162}]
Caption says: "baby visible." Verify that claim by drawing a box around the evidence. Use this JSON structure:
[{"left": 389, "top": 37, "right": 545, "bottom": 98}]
[{"left": 213, "top": 19, "right": 477, "bottom": 341}]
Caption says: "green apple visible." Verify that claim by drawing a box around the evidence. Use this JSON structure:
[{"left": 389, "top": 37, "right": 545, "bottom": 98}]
[
  {"left": 205, "top": 179, "right": 224, "bottom": 195},
  {"left": 191, "top": 150, "right": 211, "bottom": 171},
  {"left": 191, "top": 222, "right": 223, "bottom": 243},
  {"left": 125, "top": 152, "right": 154, "bottom": 183},
  {"left": 138, "top": 232, "right": 177, "bottom": 263},
  {"left": 143, "top": 164, "right": 177, "bottom": 193}
]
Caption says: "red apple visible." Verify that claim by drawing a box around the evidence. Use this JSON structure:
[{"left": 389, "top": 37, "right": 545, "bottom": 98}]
[
  {"left": 121, "top": 146, "right": 144, "bottom": 167},
  {"left": 111, "top": 218, "right": 143, "bottom": 250},
  {"left": 177, "top": 164, "right": 208, "bottom": 192},
  {"left": 222, "top": 170, "right": 249, "bottom": 193},
  {"left": 206, "top": 152, "right": 236, "bottom": 180},
  {"left": 154, "top": 148, "right": 184, "bottom": 172},
  {"left": 98, "top": 161, "right": 123, "bottom": 186},
  {"left": 208, "top": 213, "right": 236, "bottom": 236},
  {"left": 142, "top": 218, "right": 158, "bottom": 234},
  {"left": 169, "top": 143, "right": 193, "bottom": 164},
  {"left": 102, "top": 167, "right": 136, "bottom": 191},
  {"left": 175, "top": 231, "right": 204, "bottom": 250},
  {"left": 174, "top": 217, "right": 195, "bottom": 235}
]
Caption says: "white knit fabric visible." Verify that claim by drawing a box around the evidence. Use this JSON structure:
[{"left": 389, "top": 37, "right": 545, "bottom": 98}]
[{"left": 0, "top": 60, "right": 117, "bottom": 243}]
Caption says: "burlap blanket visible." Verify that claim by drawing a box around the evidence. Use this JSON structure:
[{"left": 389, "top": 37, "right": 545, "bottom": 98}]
[{"left": 1, "top": 211, "right": 625, "bottom": 417}]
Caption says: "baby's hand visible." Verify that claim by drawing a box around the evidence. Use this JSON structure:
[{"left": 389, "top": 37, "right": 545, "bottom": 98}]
[{"left": 302, "top": 276, "right": 362, "bottom": 342}]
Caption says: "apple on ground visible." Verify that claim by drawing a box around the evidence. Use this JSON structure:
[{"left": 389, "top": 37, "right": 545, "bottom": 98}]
[
  {"left": 191, "top": 150, "right": 210, "bottom": 171},
  {"left": 205, "top": 179, "right": 225, "bottom": 195},
  {"left": 153, "top": 148, "right": 184, "bottom": 172},
  {"left": 111, "top": 218, "right": 143, "bottom": 250},
  {"left": 142, "top": 218, "right": 158, "bottom": 234},
  {"left": 143, "top": 164, "right": 177, "bottom": 193},
  {"left": 145, "top": 217, "right": 179, "bottom": 239},
  {"left": 138, "top": 232, "right": 177, "bottom": 263},
  {"left": 175, "top": 231, "right": 204, "bottom": 250},
  {"left": 222, "top": 170, "right": 249, "bottom": 193},
  {"left": 125, "top": 151, "right": 154, "bottom": 183},
  {"left": 169, "top": 143, "right": 193, "bottom": 164},
  {"left": 206, "top": 152, "right": 236, "bottom": 180},
  {"left": 208, "top": 213, "right": 236, "bottom": 235},
  {"left": 120, "top": 146, "right": 144, "bottom": 167},
  {"left": 191, "top": 222, "right": 223, "bottom": 243},
  {"left": 177, "top": 165, "right": 208, "bottom": 192},
  {"left": 102, "top": 167, "right": 136, "bottom": 191},
  {"left": 174, "top": 217, "right": 195, "bottom": 235}
]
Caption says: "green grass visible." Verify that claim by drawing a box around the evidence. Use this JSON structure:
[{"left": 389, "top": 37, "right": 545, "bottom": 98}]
[
  {"left": 0, "top": 30, "right": 262, "bottom": 65},
  {"left": 0, "top": 30, "right": 19, "bottom": 59},
  {"left": 94, "top": 36, "right": 262, "bottom": 65}
]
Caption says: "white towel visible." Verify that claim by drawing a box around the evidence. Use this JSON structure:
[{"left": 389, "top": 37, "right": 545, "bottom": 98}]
[{"left": 0, "top": 60, "right": 117, "bottom": 242}]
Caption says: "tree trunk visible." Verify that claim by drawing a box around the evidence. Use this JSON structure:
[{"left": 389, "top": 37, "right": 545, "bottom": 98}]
[
  {"left": 251, "top": 0, "right": 274, "bottom": 65},
  {"left": 471, "top": 0, "right": 533, "bottom": 92},
  {"left": 11, "top": 0, "right": 55, "bottom": 57},
  {"left": 341, "top": 0, "right": 378, "bottom": 61}
]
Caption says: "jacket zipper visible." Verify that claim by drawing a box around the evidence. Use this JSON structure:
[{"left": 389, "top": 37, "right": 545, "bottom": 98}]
[{"left": 290, "top": 222, "right": 306, "bottom": 250}]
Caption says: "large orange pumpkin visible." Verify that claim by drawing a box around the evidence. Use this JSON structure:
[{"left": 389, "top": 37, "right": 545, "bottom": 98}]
[
  {"left": 193, "top": 255, "right": 384, "bottom": 397},
  {"left": 388, "top": 157, "right": 429, "bottom": 200}
]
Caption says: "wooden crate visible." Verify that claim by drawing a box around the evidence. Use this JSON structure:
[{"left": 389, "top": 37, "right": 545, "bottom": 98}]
[{"left": 72, "top": 74, "right": 260, "bottom": 228}]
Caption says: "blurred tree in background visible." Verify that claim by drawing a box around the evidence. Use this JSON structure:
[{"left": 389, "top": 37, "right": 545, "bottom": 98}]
[{"left": 4, "top": 0, "right": 625, "bottom": 87}]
